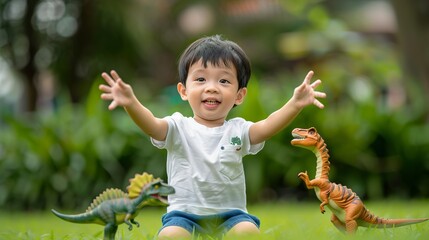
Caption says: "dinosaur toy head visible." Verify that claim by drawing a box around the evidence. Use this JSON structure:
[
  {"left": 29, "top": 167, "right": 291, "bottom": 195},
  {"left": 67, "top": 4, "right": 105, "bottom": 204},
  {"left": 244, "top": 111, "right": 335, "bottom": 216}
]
[
  {"left": 290, "top": 127, "right": 320, "bottom": 151},
  {"left": 127, "top": 172, "right": 175, "bottom": 207},
  {"left": 142, "top": 179, "right": 175, "bottom": 206}
]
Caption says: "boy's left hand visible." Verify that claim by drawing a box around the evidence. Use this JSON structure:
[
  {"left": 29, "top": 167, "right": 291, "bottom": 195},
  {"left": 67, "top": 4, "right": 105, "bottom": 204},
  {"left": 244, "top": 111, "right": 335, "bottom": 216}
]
[{"left": 292, "top": 71, "right": 326, "bottom": 109}]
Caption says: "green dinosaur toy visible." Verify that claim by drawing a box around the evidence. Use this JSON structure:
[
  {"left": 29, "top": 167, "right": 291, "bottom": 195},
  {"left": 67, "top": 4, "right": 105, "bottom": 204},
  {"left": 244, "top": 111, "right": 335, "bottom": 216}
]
[
  {"left": 291, "top": 127, "right": 428, "bottom": 234},
  {"left": 52, "top": 172, "right": 175, "bottom": 240}
]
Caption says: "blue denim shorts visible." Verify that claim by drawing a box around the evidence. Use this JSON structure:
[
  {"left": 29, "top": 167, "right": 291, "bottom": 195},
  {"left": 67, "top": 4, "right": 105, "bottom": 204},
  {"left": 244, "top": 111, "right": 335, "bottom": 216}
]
[{"left": 160, "top": 209, "right": 260, "bottom": 237}]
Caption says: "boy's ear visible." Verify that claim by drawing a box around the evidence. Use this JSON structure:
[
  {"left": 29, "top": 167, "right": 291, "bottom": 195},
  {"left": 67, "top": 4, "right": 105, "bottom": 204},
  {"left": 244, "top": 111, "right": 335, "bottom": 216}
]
[
  {"left": 177, "top": 82, "right": 188, "bottom": 101},
  {"left": 235, "top": 87, "right": 247, "bottom": 105}
]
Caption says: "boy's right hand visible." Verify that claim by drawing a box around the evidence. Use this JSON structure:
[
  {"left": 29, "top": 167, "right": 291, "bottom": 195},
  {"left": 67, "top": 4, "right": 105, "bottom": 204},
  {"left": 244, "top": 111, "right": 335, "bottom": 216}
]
[{"left": 99, "top": 70, "right": 135, "bottom": 110}]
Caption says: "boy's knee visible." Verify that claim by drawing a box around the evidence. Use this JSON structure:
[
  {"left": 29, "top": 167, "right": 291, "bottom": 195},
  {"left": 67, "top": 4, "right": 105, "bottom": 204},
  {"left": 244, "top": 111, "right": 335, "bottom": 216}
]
[
  {"left": 158, "top": 226, "right": 192, "bottom": 240},
  {"left": 227, "top": 221, "right": 260, "bottom": 237}
]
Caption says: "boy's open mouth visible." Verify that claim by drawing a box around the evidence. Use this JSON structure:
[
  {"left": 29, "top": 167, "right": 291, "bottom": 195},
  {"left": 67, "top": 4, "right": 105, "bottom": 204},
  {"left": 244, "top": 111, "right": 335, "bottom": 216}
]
[{"left": 203, "top": 99, "right": 221, "bottom": 105}]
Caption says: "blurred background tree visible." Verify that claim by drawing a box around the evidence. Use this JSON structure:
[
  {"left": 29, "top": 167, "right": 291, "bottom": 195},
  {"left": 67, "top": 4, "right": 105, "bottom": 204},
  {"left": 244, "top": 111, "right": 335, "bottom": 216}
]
[{"left": 0, "top": 0, "right": 428, "bottom": 210}]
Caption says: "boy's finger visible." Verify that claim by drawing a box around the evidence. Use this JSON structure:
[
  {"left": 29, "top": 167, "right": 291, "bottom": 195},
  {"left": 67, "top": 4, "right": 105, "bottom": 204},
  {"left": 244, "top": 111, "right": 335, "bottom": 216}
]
[
  {"left": 117, "top": 79, "right": 130, "bottom": 90},
  {"left": 311, "top": 79, "right": 322, "bottom": 88},
  {"left": 303, "top": 71, "right": 314, "bottom": 85},
  {"left": 116, "top": 79, "right": 125, "bottom": 91},
  {"left": 117, "top": 79, "right": 124, "bottom": 87},
  {"left": 101, "top": 72, "right": 115, "bottom": 86},
  {"left": 108, "top": 101, "right": 118, "bottom": 110},
  {"left": 100, "top": 93, "right": 112, "bottom": 100},
  {"left": 111, "top": 70, "right": 121, "bottom": 81},
  {"left": 99, "top": 84, "right": 111, "bottom": 93},
  {"left": 315, "top": 91, "right": 326, "bottom": 98},
  {"left": 314, "top": 99, "right": 325, "bottom": 109}
]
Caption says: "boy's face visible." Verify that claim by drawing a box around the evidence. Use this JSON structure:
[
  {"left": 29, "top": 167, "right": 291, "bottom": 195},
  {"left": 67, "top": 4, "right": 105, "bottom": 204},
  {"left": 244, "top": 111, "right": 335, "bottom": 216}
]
[{"left": 177, "top": 59, "right": 247, "bottom": 127}]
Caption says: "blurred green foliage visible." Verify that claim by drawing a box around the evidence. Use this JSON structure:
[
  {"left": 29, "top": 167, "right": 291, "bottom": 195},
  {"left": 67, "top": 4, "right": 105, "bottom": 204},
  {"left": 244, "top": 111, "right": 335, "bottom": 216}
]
[{"left": 0, "top": 80, "right": 170, "bottom": 210}]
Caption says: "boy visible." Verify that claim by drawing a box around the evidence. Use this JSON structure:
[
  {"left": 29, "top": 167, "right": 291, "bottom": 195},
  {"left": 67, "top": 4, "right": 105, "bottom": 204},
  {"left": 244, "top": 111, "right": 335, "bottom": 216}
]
[{"left": 99, "top": 35, "right": 326, "bottom": 239}]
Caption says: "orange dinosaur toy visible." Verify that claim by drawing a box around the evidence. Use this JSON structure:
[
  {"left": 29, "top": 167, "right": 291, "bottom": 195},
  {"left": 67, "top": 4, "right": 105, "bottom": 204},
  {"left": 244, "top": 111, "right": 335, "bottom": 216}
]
[{"left": 291, "top": 127, "right": 428, "bottom": 234}]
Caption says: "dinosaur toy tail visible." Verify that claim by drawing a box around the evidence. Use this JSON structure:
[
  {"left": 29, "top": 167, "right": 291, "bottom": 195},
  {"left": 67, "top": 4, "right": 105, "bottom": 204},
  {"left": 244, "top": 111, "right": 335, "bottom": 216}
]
[
  {"left": 368, "top": 218, "right": 429, "bottom": 228},
  {"left": 51, "top": 209, "right": 105, "bottom": 225},
  {"left": 360, "top": 208, "right": 428, "bottom": 228}
]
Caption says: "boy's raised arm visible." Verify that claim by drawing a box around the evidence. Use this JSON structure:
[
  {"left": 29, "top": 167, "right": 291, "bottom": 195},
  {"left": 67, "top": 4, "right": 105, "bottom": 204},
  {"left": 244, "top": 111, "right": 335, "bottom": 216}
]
[
  {"left": 249, "top": 71, "right": 326, "bottom": 145},
  {"left": 99, "top": 70, "right": 168, "bottom": 141}
]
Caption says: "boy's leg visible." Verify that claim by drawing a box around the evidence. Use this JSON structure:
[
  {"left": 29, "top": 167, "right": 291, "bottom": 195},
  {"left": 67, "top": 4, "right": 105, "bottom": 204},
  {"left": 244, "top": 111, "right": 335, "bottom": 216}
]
[
  {"left": 226, "top": 221, "right": 260, "bottom": 237},
  {"left": 158, "top": 226, "right": 192, "bottom": 240},
  {"left": 220, "top": 210, "right": 260, "bottom": 237}
]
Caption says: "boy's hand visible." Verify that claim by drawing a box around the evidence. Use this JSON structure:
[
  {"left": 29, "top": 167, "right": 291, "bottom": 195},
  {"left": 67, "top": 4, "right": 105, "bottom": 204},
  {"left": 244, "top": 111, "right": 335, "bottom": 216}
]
[
  {"left": 99, "top": 70, "right": 135, "bottom": 110},
  {"left": 292, "top": 71, "right": 326, "bottom": 109}
]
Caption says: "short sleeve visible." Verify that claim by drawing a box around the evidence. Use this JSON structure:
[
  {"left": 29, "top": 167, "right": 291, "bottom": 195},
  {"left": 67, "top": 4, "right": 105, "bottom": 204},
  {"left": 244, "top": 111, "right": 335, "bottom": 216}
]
[
  {"left": 150, "top": 112, "right": 182, "bottom": 149},
  {"left": 227, "top": 117, "right": 264, "bottom": 156},
  {"left": 241, "top": 120, "right": 265, "bottom": 155}
]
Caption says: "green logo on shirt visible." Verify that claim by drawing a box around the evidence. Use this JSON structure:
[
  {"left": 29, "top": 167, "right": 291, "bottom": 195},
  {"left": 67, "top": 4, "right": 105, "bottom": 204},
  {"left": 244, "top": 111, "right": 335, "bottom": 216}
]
[{"left": 230, "top": 136, "right": 241, "bottom": 145}]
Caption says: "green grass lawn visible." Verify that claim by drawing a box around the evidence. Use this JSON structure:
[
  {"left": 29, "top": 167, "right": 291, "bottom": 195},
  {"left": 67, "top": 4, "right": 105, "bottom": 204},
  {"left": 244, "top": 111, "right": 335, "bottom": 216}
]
[{"left": 1, "top": 200, "right": 428, "bottom": 239}]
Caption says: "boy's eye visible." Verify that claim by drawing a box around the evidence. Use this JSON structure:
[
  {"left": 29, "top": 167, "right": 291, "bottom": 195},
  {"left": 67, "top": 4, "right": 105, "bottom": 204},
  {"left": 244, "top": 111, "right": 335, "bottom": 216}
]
[
  {"left": 195, "top": 77, "right": 205, "bottom": 82},
  {"left": 219, "top": 79, "right": 230, "bottom": 84}
]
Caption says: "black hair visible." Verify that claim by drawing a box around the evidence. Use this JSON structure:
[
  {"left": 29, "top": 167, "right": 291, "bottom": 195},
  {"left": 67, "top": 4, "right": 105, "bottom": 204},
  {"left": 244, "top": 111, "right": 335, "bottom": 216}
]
[{"left": 178, "top": 35, "right": 251, "bottom": 89}]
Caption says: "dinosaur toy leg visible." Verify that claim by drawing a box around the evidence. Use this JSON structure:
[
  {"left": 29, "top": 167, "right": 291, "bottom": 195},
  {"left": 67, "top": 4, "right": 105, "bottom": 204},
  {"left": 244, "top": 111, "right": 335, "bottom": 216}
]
[
  {"left": 298, "top": 172, "right": 330, "bottom": 214},
  {"left": 330, "top": 214, "right": 346, "bottom": 232},
  {"left": 298, "top": 171, "right": 314, "bottom": 189},
  {"left": 131, "top": 219, "right": 140, "bottom": 228},
  {"left": 318, "top": 192, "right": 330, "bottom": 214},
  {"left": 344, "top": 204, "right": 364, "bottom": 234},
  {"left": 345, "top": 220, "right": 358, "bottom": 234},
  {"left": 124, "top": 214, "right": 140, "bottom": 231},
  {"left": 103, "top": 223, "right": 118, "bottom": 240}
]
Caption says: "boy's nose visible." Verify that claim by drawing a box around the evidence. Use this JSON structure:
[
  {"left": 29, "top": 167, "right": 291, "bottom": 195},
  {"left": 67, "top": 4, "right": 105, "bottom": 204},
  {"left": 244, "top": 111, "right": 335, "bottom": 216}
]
[{"left": 204, "top": 81, "right": 219, "bottom": 93}]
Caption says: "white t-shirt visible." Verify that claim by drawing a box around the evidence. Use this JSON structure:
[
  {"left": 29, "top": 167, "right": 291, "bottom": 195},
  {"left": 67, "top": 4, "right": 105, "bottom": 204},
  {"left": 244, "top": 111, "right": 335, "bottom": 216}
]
[{"left": 151, "top": 112, "right": 264, "bottom": 215}]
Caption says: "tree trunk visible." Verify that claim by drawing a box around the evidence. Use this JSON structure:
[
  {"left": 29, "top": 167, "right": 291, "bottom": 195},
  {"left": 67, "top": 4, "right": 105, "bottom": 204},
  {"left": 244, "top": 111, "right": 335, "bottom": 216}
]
[
  {"left": 20, "top": 0, "right": 39, "bottom": 112},
  {"left": 391, "top": 0, "right": 429, "bottom": 103},
  {"left": 65, "top": 0, "right": 94, "bottom": 103}
]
